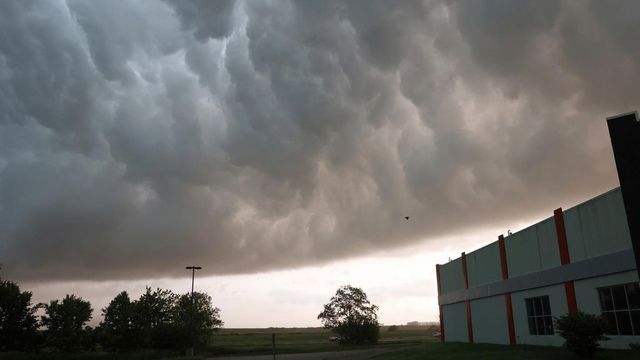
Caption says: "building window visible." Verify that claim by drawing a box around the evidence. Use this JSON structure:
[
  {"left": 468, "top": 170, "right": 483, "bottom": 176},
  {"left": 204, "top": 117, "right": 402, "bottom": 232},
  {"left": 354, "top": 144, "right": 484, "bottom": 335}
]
[
  {"left": 525, "top": 296, "right": 554, "bottom": 335},
  {"left": 598, "top": 283, "right": 640, "bottom": 336}
]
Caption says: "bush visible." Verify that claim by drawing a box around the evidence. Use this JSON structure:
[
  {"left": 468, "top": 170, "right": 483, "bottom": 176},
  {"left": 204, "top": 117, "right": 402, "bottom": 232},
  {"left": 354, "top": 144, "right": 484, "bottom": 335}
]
[
  {"left": 555, "top": 311, "right": 608, "bottom": 358},
  {"left": 388, "top": 325, "right": 398, "bottom": 332}
]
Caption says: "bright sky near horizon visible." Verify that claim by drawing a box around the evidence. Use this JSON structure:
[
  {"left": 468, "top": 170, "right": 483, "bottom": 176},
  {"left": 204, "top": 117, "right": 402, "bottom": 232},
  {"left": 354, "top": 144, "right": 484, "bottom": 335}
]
[
  {"left": 24, "top": 214, "right": 569, "bottom": 328},
  {"left": 24, "top": 230, "right": 486, "bottom": 328}
]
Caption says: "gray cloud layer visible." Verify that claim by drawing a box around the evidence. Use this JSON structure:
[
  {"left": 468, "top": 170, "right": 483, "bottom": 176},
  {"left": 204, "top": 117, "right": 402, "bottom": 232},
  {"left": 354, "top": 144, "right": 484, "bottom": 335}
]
[{"left": 1, "top": 0, "right": 637, "bottom": 281}]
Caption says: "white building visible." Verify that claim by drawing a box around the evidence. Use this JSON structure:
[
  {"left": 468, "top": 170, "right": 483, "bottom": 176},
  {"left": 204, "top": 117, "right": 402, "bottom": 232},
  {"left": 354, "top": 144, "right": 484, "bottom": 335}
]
[{"left": 435, "top": 112, "right": 640, "bottom": 349}]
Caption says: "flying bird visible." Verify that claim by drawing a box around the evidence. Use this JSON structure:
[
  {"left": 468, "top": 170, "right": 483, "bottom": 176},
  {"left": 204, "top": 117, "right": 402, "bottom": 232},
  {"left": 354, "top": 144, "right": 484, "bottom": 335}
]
[{"left": 404, "top": 216, "right": 410, "bottom": 220}]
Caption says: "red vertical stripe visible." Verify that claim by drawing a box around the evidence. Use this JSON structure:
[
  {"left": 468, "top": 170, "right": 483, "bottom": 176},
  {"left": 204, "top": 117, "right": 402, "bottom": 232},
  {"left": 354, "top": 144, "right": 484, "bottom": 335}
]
[
  {"left": 460, "top": 252, "right": 473, "bottom": 343},
  {"left": 461, "top": 252, "right": 469, "bottom": 289},
  {"left": 499, "top": 235, "right": 516, "bottom": 345},
  {"left": 554, "top": 208, "right": 571, "bottom": 265},
  {"left": 435, "top": 264, "right": 445, "bottom": 342},
  {"left": 555, "top": 208, "right": 578, "bottom": 313},
  {"left": 438, "top": 306, "right": 445, "bottom": 343},
  {"left": 435, "top": 264, "right": 442, "bottom": 295},
  {"left": 498, "top": 235, "right": 509, "bottom": 279},
  {"left": 465, "top": 300, "right": 474, "bottom": 344},
  {"left": 505, "top": 293, "right": 516, "bottom": 345},
  {"left": 564, "top": 281, "right": 578, "bottom": 315}
]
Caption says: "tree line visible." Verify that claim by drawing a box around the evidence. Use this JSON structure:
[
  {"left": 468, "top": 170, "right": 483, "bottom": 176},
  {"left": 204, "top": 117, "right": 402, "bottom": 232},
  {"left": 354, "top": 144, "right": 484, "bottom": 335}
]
[
  {"left": 0, "top": 271, "right": 223, "bottom": 353},
  {"left": 2, "top": 265, "right": 382, "bottom": 354}
]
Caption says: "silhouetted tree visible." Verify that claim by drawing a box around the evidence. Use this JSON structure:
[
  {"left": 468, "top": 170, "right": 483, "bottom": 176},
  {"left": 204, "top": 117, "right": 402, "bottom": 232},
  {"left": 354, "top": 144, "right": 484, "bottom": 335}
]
[
  {"left": 41, "top": 294, "right": 93, "bottom": 351},
  {"left": 0, "top": 278, "right": 41, "bottom": 350},
  {"left": 173, "top": 292, "right": 223, "bottom": 348},
  {"left": 131, "top": 287, "right": 178, "bottom": 349},
  {"left": 318, "top": 285, "right": 380, "bottom": 344},
  {"left": 98, "top": 287, "right": 224, "bottom": 351},
  {"left": 98, "top": 291, "right": 135, "bottom": 351}
]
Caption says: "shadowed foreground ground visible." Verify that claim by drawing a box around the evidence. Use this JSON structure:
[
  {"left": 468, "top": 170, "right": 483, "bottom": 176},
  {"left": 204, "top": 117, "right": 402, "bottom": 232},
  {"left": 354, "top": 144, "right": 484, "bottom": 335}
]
[
  {"left": 3, "top": 342, "right": 639, "bottom": 360},
  {"left": 370, "top": 342, "right": 640, "bottom": 360},
  {"left": 209, "top": 345, "right": 417, "bottom": 360}
]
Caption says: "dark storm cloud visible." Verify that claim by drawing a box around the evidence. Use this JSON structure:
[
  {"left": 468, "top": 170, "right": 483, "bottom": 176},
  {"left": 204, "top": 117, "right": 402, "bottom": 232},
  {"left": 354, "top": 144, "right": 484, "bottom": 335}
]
[{"left": 0, "top": 0, "right": 637, "bottom": 281}]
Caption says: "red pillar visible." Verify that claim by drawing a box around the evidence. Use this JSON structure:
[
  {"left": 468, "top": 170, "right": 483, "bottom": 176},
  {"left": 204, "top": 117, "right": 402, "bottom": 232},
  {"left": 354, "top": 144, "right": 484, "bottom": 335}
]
[
  {"left": 435, "top": 264, "right": 445, "bottom": 342},
  {"left": 461, "top": 252, "right": 469, "bottom": 289},
  {"left": 554, "top": 208, "right": 578, "bottom": 314},
  {"left": 499, "top": 235, "right": 516, "bottom": 345},
  {"left": 554, "top": 208, "right": 571, "bottom": 265},
  {"left": 465, "top": 300, "right": 474, "bottom": 344},
  {"left": 461, "top": 252, "right": 474, "bottom": 343},
  {"left": 564, "top": 281, "right": 578, "bottom": 314}
]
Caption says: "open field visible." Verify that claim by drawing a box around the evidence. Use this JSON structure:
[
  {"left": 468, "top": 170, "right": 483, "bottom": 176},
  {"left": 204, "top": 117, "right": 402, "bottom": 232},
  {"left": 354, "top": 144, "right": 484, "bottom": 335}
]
[
  {"left": 206, "top": 325, "right": 438, "bottom": 356},
  {"left": 0, "top": 325, "right": 437, "bottom": 359},
  {"left": 372, "top": 342, "right": 640, "bottom": 360}
]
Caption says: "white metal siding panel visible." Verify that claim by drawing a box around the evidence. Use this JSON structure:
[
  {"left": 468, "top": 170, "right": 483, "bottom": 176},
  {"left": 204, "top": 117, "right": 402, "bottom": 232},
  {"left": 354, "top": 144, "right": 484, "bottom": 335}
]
[
  {"left": 536, "top": 218, "right": 560, "bottom": 270},
  {"left": 440, "top": 258, "right": 464, "bottom": 294},
  {"left": 467, "top": 242, "right": 501, "bottom": 288},
  {"left": 564, "top": 207, "right": 587, "bottom": 262},
  {"left": 565, "top": 189, "right": 632, "bottom": 262},
  {"left": 506, "top": 217, "right": 560, "bottom": 278},
  {"left": 443, "top": 302, "right": 468, "bottom": 343},
  {"left": 506, "top": 226, "right": 540, "bottom": 278},
  {"left": 471, "top": 295, "right": 509, "bottom": 344}
]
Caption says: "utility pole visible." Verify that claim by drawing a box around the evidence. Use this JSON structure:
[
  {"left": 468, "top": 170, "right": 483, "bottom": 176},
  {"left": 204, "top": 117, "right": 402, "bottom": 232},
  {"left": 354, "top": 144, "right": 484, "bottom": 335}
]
[
  {"left": 272, "top": 333, "right": 276, "bottom": 360},
  {"left": 185, "top": 266, "right": 202, "bottom": 357}
]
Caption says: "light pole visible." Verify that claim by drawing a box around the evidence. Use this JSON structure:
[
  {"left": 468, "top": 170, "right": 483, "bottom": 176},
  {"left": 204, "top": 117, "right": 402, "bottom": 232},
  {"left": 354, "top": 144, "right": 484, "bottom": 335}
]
[{"left": 185, "top": 266, "right": 202, "bottom": 356}]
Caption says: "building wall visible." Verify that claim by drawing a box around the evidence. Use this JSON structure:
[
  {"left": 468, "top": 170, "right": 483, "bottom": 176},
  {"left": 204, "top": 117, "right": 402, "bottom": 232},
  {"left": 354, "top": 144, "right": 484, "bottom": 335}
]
[
  {"left": 467, "top": 242, "right": 501, "bottom": 288},
  {"left": 470, "top": 295, "right": 509, "bottom": 344},
  {"left": 437, "top": 184, "right": 638, "bottom": 349},
  {"left": 574, "top": 271, "right": 640, "bottom": 349},
  {"left": 564, "top": 188, "right": 633, "bottom": 262},
  {"left": 511, "top": 284, "right": 567, "bottom": 347},
  {"left": 505, "top": 217, "right": 560, "bottom": 278},
  {"left": 442, "top": 302, "right": 468, "bottom": 342},
  {"left": 440, "top": 258, "right": 464, "bottom": 294}
]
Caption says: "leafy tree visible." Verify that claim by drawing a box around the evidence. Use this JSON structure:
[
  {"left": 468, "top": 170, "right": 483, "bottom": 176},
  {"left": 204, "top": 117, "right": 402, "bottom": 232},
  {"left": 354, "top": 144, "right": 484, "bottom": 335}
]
[
  {"left": 318, "top": 285, "right": 380, "bottom": 344},
  {"left": 41, "top": 294, "right": 93, "bottom": 351},
  {"left": 0, "top": 279, "right": 40, "bottom": 350},
  {"left": 131, "top": 287, "right": 178, "bottom": 349},
  {"left": 173, "top": 292, "right": 223, "bottom": 348},
  {"left": 98, "top": 291, "right": 135, "bottom": 351},
  {"left": 555, "top": 311, "right": 609, "bottom": 358}
]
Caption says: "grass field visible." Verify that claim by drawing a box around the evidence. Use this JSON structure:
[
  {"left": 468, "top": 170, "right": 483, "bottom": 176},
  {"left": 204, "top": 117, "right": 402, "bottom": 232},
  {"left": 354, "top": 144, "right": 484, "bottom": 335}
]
[
  {"left": 0, "top": 325, "right": 438, "bottom": 359},
  {"left": 371, "top": 342, "right": 640, "bottom": 360},
  {"left": 205, "top": 325, "right": 438, "bottom": 355}
]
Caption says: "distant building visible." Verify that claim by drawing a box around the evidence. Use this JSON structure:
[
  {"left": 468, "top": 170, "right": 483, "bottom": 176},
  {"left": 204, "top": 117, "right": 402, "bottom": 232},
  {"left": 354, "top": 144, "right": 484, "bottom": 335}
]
[
  {"left": 435, "top": 112, "right": 640, "bottom": 349},
  {"left": 406, "top": 321, "right": 434, "bottom": 326}
]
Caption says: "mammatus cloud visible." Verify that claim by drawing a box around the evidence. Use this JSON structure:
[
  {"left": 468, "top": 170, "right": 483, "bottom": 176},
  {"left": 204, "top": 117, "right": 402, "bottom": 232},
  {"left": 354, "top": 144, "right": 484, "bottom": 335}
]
[{"left": 0, "top": 0, "right": 637, "bottom": 281}]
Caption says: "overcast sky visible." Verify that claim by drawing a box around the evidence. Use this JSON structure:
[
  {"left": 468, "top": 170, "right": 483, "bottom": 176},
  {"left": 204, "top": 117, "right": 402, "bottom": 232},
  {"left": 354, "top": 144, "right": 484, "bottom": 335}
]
[{"left": 1, "top": 0, "right": 637, "bottom": 327}]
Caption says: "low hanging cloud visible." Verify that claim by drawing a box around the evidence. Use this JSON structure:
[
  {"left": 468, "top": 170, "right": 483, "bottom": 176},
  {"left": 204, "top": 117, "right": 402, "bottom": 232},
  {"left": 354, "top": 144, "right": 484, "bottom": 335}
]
[{"left": 1, "top": 0, "right": 638, "bottom": 281}]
